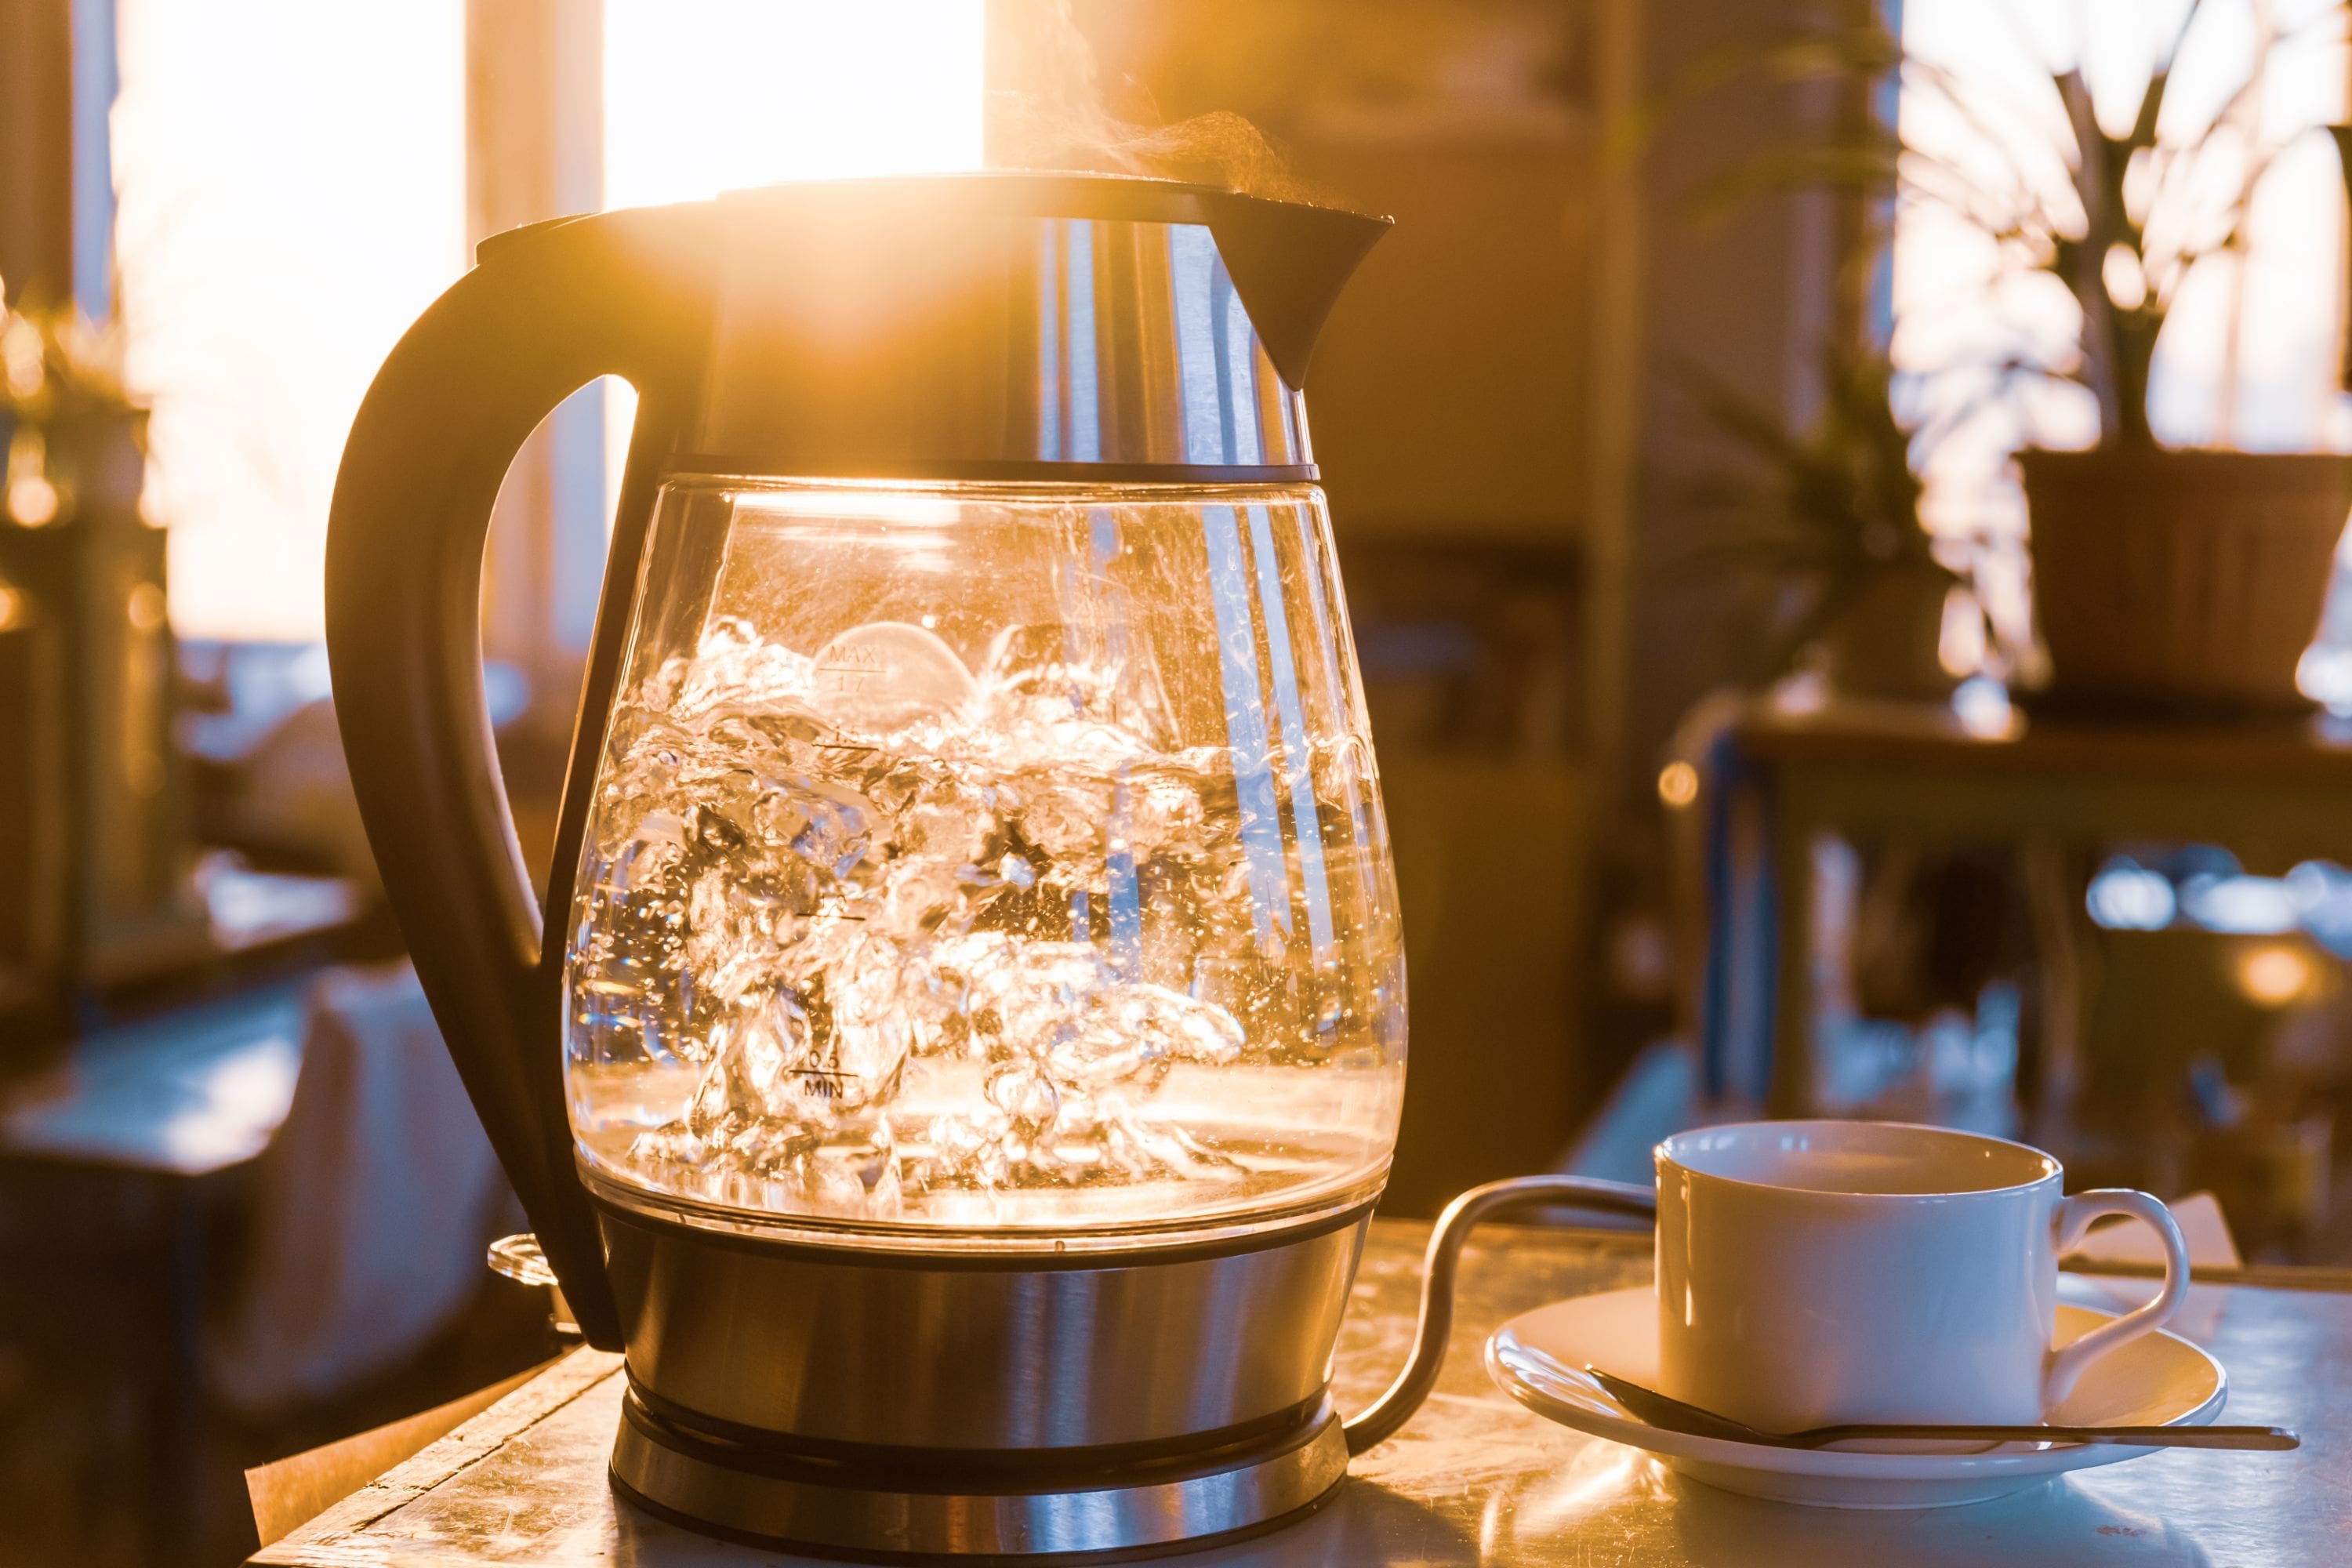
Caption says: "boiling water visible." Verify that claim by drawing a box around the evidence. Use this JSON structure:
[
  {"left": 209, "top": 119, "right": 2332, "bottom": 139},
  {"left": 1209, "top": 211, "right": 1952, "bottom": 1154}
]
[{"left": 567, "top": 614, "right": 1404, "bottom": 1229}]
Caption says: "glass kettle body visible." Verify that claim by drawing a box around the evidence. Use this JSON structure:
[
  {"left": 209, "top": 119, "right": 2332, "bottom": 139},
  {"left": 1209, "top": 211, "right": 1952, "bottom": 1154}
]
[{"left": 568, "top": 475, "right": 1405, "bottom": 1238}]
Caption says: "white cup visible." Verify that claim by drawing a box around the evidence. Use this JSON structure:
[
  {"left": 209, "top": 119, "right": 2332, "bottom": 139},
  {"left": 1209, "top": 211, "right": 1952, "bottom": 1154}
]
[{"left": 1654, "top": 1120, "right": 2190, "bottom": 1432}]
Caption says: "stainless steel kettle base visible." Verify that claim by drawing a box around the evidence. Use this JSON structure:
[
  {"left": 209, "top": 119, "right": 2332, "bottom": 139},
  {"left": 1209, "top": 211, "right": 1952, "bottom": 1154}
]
[{"left": 610, "top": 1384, "right": 1352, "bottom": 1563}]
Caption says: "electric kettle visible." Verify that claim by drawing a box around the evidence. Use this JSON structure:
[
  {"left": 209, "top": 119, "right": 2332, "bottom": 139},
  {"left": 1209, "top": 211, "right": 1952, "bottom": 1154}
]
[{"left": 327, "top": 172, "right": 1652, "bottom": 1559}]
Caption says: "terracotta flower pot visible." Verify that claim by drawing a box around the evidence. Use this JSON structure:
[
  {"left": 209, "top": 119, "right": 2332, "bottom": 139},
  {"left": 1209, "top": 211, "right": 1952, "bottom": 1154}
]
[{"left": 2020, "top": 448, "right": 2351, "bottom": 716}]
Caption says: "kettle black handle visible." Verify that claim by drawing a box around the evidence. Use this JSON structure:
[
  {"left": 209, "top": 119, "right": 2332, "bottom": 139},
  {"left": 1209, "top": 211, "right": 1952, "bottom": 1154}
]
[{"left": 326, "top": 204, "right": 717, "bottom": 1348}]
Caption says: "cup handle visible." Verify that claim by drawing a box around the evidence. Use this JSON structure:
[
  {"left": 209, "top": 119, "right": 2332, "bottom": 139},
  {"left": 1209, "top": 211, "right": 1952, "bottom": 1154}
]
[{"left": 2043, "top": 1189, "right": 2192, "bottom": 1406}]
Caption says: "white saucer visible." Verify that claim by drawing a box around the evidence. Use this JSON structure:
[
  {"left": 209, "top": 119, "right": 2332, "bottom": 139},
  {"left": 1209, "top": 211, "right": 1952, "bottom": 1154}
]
[{"left": 1486, "top": 1286, "right": 2226, "bottom": 1508}]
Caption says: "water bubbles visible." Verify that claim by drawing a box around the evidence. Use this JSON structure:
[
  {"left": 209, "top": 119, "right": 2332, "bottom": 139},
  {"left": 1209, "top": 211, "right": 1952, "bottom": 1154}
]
[{"left": 572, "top": 615, "right": 1364, "bottom": 1221}]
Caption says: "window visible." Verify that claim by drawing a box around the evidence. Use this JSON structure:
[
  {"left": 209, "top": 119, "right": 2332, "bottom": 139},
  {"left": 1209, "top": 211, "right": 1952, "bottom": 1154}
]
[
  {"left": 106, "top": 0, "right": 985, "bottom": 647},
  {"left": 111, "top": 0, "right": 468, "bottom": 642}
]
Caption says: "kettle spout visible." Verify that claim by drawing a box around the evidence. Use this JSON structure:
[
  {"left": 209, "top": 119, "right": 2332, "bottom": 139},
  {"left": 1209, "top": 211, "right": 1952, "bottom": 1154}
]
[{"left": 1203, "top": 194, "right": 1392, "bottom": 390}]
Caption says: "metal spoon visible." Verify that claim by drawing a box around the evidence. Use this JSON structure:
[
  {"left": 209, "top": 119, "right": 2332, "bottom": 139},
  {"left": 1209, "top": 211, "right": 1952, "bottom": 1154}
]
[{"left": 1584, "top": 1367, "right": 2299, "bottom": 1451}]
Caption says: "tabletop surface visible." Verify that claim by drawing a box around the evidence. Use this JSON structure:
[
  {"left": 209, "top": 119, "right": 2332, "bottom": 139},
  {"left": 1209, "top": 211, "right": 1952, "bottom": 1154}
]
[{"left": 252, "top": 1219, "right": 2347, "bottom": 1568}]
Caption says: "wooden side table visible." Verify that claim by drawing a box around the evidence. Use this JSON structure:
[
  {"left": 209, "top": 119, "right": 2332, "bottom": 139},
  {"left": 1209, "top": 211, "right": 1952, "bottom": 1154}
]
[{"left": 1690, "top": 692, "right": 2352, "bottom": 1115}]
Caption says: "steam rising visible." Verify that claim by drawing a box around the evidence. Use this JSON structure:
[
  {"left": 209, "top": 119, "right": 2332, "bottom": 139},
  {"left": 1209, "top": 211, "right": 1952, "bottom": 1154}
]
[{"left": 985, "top": 0, "right": 1348, "bottom": 208}]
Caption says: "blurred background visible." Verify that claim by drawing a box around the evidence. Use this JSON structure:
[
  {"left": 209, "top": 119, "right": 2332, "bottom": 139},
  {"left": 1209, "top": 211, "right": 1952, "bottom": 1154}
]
[{"left": 7, "top": 0, "right": 2352, "bottom": 1562}]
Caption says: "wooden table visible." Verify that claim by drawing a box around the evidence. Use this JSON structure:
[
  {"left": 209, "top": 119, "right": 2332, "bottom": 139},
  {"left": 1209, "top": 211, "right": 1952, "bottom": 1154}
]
[
  {"left": 252, "top": 1218, "right": 2349, "bottom": 1567},
  {"left": 1690, "top": 691, "right": 2352, "bottom": 1113}
]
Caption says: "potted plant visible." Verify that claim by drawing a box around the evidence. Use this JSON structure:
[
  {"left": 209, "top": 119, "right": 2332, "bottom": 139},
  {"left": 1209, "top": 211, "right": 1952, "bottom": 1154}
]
[
  {"left": 1659, "top": 0, "right": 2352, "bottom": 714},
  {"left": 1682, "top": 343, "right": 1978, "bottom": 700},
  {"left": 2009, "top": 6, "right": 2350, "bottom": 715}
]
